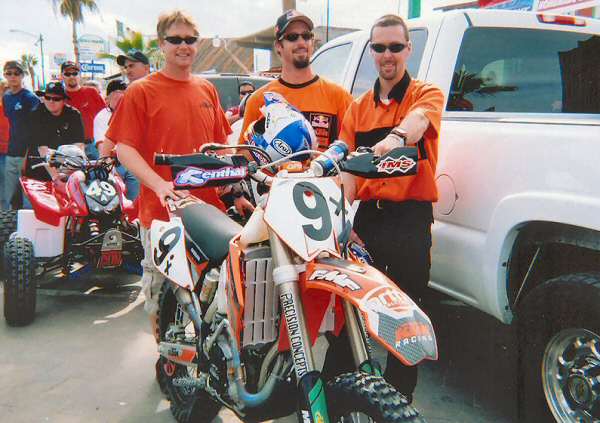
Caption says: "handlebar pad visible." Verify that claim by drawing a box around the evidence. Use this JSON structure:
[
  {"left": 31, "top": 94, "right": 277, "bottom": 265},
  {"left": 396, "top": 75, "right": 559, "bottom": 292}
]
[{"left": 340, "top": 147, "right": 419, "bottom": 179}]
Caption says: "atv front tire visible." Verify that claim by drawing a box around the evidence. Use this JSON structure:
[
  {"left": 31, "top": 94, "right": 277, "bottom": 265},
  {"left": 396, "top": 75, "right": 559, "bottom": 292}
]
[{"left": 3, "top": 237, "right": 36, "bottom": 326}]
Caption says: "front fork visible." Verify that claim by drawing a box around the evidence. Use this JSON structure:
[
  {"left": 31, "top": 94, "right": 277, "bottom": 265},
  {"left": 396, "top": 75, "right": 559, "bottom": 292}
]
[{"left": 270, "top": 232, "right": 377, "bottom": 423}]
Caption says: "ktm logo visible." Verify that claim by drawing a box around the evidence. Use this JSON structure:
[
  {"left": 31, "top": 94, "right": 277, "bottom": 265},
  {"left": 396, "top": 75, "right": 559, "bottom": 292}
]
[{"left": 376, "top": 155, "right": 416, "bottom": 174}]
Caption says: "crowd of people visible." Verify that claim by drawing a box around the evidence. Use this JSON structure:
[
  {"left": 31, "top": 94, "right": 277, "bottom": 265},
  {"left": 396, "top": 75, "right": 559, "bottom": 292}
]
[{"left": 1, "top": 7, "right": 443, "bottom": 405}]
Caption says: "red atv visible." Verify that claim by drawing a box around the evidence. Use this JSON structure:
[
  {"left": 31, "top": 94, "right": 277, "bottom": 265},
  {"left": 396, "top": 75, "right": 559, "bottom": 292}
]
[{"left": 0, "top": 145, "right": 143, "bottom": 326}]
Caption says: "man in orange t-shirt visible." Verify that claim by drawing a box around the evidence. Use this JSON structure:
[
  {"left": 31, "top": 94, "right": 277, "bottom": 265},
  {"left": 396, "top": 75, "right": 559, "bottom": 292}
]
[
  {"left": 240, "top": 10, "right": 352, "bottom": 150},
  {"left": 323, "top": 14, "right": 444, "bottom": 403},
  {"left": 106, "top": 11, "right": 231, "bottom": 341}
]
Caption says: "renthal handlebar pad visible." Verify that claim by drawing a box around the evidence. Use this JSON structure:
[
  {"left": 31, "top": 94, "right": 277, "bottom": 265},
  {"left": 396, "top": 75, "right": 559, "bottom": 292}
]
[
  {"left": 158, "top": 153, "right": 250, "bottom": 190},
  {"left": 340, "top": 147, "right": 419, "bottom": 178}
]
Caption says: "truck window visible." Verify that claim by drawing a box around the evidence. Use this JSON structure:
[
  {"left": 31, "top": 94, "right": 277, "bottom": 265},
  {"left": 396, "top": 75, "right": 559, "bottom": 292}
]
[
  {"left": 351, "top": 29, "right": 428, "bottom": 98},
  {"left": 310, "top": 43, "right": 353, "bottom": 85},
  {"left": 447, "top": 28, "right": 600, "bottom": 114}
]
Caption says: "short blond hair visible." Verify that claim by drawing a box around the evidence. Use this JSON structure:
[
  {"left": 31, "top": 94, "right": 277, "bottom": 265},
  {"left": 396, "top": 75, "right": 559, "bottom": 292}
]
[{"left": 157, "top": 10, "right": 199, "bottom": 41}]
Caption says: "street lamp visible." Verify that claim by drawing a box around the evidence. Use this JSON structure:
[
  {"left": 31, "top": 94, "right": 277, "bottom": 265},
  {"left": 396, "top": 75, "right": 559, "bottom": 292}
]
[{"left": 9, "top": 29, "right": 46, "bottom": 88}]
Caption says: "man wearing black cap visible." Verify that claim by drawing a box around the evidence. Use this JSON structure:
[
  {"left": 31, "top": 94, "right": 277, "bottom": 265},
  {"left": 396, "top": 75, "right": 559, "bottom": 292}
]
[
  {"left": 2, "top": 60, "right": 40, "bottom": 209},
  {"left": 61, "top": 61, "right": 105, "bottom": 160},
  {"left": 26, "top": 82, "right": 85, "bottom": 181},
  {"left": 240, "top": 10, "right": 352, "bottom": 151},
  {"left": 117, "top": 49, "right": 151, "bottom": 83},
  {"left": 94, "top": 79, "right": 139, "bottom": 200}
]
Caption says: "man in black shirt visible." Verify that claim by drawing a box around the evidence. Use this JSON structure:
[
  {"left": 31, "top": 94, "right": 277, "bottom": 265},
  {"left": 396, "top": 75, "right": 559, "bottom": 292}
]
[{"left": 28, "top": 82, "right": 85, "bottom": 181}]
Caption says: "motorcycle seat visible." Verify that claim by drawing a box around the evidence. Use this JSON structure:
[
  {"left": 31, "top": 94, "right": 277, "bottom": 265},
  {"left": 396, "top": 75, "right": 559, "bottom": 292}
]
[{"left": 179, "top": 203, "right": 242, "bottom": 264}]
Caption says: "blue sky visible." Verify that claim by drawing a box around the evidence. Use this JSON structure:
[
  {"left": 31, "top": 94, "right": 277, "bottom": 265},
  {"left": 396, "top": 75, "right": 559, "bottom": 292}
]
[{"left": 1, "top": 0, "right": 429, "bottom": 85}]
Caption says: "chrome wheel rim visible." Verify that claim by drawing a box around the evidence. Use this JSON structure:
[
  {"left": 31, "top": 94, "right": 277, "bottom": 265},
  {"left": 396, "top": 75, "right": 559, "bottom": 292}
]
[{"left": 542, "top": 328, "right": 600, "bottom": 422}]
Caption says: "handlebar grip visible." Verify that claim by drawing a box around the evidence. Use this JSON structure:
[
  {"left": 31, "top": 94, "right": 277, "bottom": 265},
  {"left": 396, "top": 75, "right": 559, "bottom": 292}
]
[{"left": 154, "top": 153, "right": 175, "bottom": 165}]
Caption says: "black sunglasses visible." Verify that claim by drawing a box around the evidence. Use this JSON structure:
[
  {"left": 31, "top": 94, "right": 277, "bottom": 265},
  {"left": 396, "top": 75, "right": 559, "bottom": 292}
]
[
  {"left": 164, "top": 36, "right": 198, "bottom": 45},
  {"left": 63, "top": 71, "right": 79, "bottom": 77},
  {"left": 370, "top": 43, "right": 407, "bottom": 54},
  {"left": 280, "top": 32, "right": 314, "bottom": 42},
  {"left": 240, "top": 90, "right": 254, "bottom": 96},
  {"left": 4, "top": 71, "right": 22, "bottom": 77},
  {"left": 44, "top": 95, "right": 64, "bottom": 102}
]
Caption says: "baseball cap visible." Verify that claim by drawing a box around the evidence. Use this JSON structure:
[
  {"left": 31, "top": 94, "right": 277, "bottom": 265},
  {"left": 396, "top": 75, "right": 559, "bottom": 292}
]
[
  {"left": 106, "top": 79, "right": 127, "bottom": 96},
  {"left": 60, "top": 61, "right": 80, "bottom": 73},
  {"left": 117, "top": 49, "right": 149, "bottom": 66},
  {"left": 37, "top": 81, "right": 70, "bottom": 99},
  {"left": 3, "top": 61, "right": 25, "bottom": 74},
  {"left": 275, "top": 10, "right": 314, "bottom": 40}
]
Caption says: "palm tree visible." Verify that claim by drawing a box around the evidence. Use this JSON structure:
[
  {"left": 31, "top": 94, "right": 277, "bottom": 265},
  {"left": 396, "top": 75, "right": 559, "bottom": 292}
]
[
  {"left": 52, "top": 0, "right": 99, "bottom": 64},
  {"left": 20, "top": 54, "right": 39, "bottom": 89},
  {"left": 98, "top": 31, "right": 163, "bottom": 70}
]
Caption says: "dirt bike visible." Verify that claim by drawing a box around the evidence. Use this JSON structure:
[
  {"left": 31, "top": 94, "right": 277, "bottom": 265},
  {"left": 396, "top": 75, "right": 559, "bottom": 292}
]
[
  {"left": 151, "top": 144, "right": 437, "bottom": 422},
  {"left": 1, "top": 146, "right": 142, "bottom": 326}
]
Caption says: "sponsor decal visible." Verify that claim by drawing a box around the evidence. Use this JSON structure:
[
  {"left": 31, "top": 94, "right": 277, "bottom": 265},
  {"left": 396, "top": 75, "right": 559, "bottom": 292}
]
[
  {"left": 315, "top": 411, "right": 325, "bottom": 423},
  {"left": 366, "top": 287, "right": 412, "bottom": 313},
  {"left": 395, "top": 322, "right": 434, "bottom": 350},
  {"left": 281, "top": 293, "right": 309, "bottom": 379},
  {"left": 311, "top": 114, "right": 331, "bottom": 129},
  {"left": 272, "top": 138, "right": 293, "bottom": 156},
  {"left": 174, "top": 166, "right": 247, "bottom": 187},
  {"left": 309, "top": 113, "right": 332, "bottom": 146},
  {"left": 309, "top": 269, "right": 361, "bottom": 291},
  {"left": 376, "top": 155, "right": 416, "bottom": 174}
]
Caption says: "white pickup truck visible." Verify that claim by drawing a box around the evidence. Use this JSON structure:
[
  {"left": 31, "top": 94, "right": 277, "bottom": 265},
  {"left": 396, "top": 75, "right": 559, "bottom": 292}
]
[{"left": 311, "top": 9, "right": 600, "bottom": 422}]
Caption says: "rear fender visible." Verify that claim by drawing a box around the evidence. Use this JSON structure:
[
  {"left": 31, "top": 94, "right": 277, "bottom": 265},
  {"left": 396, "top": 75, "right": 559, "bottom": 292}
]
[
  {"left": 305, "top": 258, "right": 438, "bottom": 366},
  {"left": 150, "top": 217, "right": 194, "bottom": 289}
]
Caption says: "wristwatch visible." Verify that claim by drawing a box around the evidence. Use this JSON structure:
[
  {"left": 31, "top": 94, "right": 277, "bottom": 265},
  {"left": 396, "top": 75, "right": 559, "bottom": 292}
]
[{"left": 389, "top": 127, "right": 407, "bottom": 147}]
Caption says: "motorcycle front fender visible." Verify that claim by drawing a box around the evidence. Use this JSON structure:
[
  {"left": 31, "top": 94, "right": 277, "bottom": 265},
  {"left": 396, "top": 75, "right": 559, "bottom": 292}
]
[{"left": 305, "top": 258, "right": 438, "bottom": 366}]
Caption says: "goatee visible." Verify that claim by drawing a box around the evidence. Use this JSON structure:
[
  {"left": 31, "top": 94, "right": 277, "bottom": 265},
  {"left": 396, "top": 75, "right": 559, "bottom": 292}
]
[{"left": 293, "top": 58, "right": 310, "bottom": 69}]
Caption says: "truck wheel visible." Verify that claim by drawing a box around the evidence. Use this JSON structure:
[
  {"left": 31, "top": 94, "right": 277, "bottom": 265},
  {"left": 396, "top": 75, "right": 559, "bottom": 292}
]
[
  {"left": 3, "top": 237, "right": 36, "bottom": 326},
  {"left": 327, "top": 372, "right": 425, "bottom": 422},
  {"left": 0, "top": 210, "right": 18, "bottom": 272},
  {"left": 518, "top": 272, "right": 600, "bottom": 422}
]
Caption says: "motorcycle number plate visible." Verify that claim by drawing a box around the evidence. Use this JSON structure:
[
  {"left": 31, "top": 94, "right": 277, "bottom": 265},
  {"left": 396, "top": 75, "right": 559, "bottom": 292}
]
[
  {"left": 150, "top": 217, "right": 194, "bottom": 289},
  {"left": 264, "top": 177, "right": 354, "bottom": 261}
]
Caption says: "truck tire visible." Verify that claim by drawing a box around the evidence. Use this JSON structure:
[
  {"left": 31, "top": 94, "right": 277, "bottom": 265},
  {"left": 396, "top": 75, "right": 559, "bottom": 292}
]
[
  {"left": 517, "top": 272, "right": 600, "bottom": 422},
  {"left": 0, "top": 210, "right": 18, "bottom": 272},
  {"left": 3, "top": 237, "right": 36, "bottom": 326},
  {"left": 327, "top": 372, "right": 425, "bottom": 422}
]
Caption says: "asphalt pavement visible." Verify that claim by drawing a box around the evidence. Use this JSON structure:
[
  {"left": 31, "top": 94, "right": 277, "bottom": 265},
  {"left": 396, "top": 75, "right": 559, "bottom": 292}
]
[{"left": 0, "top": 271, "right": 518, "bottom": 422}]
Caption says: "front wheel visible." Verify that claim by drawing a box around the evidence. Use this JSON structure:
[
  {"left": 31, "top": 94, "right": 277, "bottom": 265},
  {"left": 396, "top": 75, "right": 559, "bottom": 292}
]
[
  {"left": 3, "top": 237, "right": 36, "bottom": 326},
  {"left": 327, "top": 372, "right": 425, "bottom": 422}
]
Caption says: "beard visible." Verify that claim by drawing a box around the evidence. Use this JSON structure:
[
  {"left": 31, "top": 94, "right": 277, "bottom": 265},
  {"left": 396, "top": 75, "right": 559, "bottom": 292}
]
[
  {"left": 293, "top": 57, "right": 310, "bottom": 69},
  {"left": 379, "top": 62, "right": 398, "bottom": 81},
  {"left": 66, "top": 79, "right": 79, "bottom": 89}
]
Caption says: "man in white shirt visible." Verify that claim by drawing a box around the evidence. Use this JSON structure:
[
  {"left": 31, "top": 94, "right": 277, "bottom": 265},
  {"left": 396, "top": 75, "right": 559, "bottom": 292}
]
[{"left": 93, "top": 79, "right": 139, "bottom": 200}]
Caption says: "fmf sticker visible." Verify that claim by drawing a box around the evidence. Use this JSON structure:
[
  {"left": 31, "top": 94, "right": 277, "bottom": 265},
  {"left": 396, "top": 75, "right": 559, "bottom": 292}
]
[
  {"left": 376, "top": 155, "right": 416, "bottom": 174},
  {"left": 395, "top": 322, "right": 434, "bottom": 350},
  {"left": 174, "top": 166, "right": 247, "bottom": 187},
  {"left": 309, "top": 269, "right": 361, "bottom": 291}
]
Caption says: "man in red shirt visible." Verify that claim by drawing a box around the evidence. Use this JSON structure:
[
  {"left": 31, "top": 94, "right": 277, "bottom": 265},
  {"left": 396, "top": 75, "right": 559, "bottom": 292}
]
[{"left": 61, "top": 61, "right": 105, "bottom": 159}]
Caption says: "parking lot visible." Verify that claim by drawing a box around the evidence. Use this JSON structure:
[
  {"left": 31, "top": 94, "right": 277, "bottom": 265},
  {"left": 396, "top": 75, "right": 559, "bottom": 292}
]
[{"left": 0, "top": 272, "right": 518, "bottom": 422}]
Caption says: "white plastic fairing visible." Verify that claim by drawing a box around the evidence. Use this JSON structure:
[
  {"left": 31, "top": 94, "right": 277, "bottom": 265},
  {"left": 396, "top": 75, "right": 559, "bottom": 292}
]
[
  {"left": 16, "top": 210, "right": 65, "bottom": 257},
  {"left": 150, "top": 218, "right": 194, "bottom": 289}
]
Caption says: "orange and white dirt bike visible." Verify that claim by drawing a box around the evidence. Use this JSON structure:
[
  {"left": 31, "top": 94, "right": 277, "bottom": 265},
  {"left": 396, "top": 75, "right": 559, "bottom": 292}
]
[{"left": 151, "top": 144, "right": 437, "bottom": 423}]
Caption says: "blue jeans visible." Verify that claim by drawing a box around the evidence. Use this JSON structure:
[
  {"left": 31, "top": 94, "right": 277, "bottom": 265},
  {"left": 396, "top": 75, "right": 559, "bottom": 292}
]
[
  {"left": 85, "top": 143, "right": 99, "bottom": 161},
  {"left": 3, "top": 155, "right": 31, "bottom": 210},
  {"left": 116, "top": 164, "right": 140, "bottom": 201}
]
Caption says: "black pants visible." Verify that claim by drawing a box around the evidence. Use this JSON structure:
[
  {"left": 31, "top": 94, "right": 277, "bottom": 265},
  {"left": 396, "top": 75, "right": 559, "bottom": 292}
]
[{"left": 322, "top": 200, "right": 433, "bottom": 396}]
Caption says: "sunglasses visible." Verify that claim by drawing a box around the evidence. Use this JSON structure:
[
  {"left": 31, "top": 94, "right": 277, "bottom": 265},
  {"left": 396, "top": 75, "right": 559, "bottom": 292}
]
[
  {"left": 63, "top": 72, "right": 79, "bottom": 77},
  {"left": 164, "top": 36, "right": 198, "bottom": 45},
  {"left": 370, "top": 43, "right": 407, "bottom": 54},
  {"left": 240, "top": 90, "right": 254, "bottom": 96},
  {"left": 3, "top": 71, "right": 22, "bottom": 77},
  {"left": 44, "top": 95, "right": 64, "bottom": 102},
  {"left": 280, "top": 32, "right": 314, "bottom": 42}
]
